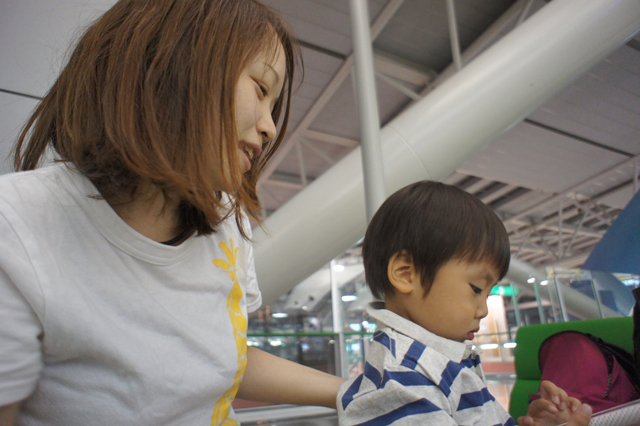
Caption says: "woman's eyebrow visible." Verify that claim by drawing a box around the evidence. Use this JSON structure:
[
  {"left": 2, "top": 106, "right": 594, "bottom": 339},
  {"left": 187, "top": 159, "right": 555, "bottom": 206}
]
[{"left": 262, "top": 62, "right": 280, "bottom": 84}]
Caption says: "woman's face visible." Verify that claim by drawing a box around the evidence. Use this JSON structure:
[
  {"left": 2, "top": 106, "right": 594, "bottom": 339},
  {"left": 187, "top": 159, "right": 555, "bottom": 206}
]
[{"left": 234, "top": 41, "right": 287, "bottom": 174}]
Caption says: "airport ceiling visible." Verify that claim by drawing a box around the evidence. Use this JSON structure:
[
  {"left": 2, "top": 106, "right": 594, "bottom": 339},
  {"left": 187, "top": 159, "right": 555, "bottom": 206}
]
[{"left": 1, "top": 0, "right": 639, "bottom": 276}]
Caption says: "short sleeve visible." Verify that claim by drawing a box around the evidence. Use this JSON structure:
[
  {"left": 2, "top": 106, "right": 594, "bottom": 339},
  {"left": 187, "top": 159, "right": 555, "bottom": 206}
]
[
  {"left": 0, "top": 212, "right": 44, "bottom": 405},
  {"left": 237, "top": 211, "right": 262, "bottom": 313}
]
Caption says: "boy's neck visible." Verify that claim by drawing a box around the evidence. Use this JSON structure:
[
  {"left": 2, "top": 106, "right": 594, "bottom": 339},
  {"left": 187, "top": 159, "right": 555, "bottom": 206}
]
[
  {"left": 381, "top": 297, "right": 459, "bottom": 344},
  {"left": 382, "top": 297, "right": 409, "bottom": 323}
]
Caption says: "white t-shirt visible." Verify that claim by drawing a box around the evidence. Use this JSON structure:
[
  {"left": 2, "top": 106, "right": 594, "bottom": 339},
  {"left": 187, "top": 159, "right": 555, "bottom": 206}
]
[{"left": 0, "top": 164, "right": 262, "bottom": 425}]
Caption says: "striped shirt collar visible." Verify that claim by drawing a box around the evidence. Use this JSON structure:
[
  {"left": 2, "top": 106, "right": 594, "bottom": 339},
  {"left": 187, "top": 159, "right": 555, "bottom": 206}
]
[{"left": 366, "top": 302, "right": 478, "bottom": 363}]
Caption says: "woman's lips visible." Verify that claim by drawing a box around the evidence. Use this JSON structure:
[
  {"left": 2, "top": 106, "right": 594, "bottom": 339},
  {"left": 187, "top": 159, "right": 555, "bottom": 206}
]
[
  {"left": 240, "top": 148, "right": 252, "bottom": 171},
  {"left": 239, "top": 142, "right": 261, "bottom": 171}
]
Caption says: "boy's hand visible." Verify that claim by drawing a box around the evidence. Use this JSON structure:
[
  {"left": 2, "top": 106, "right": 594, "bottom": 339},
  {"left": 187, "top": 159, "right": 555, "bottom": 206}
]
[{"left": 517, "top": 381, "right": 592, "bottom": 426}]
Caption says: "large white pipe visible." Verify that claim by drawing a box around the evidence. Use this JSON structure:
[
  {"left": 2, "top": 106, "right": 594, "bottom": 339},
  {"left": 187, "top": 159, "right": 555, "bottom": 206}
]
[{"left": 254, "top": 0, "right": 640, "bottom": 306}]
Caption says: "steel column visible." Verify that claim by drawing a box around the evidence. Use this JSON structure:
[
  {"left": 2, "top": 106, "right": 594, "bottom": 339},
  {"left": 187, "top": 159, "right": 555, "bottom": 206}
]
[
  {"left": 349, "top": 0, "right": 387, "bottom": 221},
  {"left": 330, "top": 260, "right": 346, "bottom": 377},
  {"left": 446, "top": 0, "right": 463, "bottom": 71}
]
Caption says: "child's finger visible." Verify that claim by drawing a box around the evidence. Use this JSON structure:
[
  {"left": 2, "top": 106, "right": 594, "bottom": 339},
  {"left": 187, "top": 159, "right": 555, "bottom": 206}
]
[
  {"left": 540, "top": 380, "right": 569, "bottom": 407},
  {"left": 565, "top": 404, "right": 592, "bottom": 426},
  {"left": 530, "top": 398, "right": 559, "bottom": 414},
  {"left": 516, "top": 415, "right": 534, "bottom": 426},
  {"left": 568, "top": 397, "right": 582, "bottom": 413}
]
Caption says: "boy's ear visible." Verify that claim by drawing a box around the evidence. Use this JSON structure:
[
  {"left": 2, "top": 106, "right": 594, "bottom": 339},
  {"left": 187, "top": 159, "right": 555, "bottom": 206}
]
[{"left": 387, "top": 251, "right": 420, "bottom": 295}]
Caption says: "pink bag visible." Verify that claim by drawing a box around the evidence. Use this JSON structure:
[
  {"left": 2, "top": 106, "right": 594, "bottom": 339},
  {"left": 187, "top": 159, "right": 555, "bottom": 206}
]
[{"left": 530, "top": 331, "right": 640, "bottom": 413}]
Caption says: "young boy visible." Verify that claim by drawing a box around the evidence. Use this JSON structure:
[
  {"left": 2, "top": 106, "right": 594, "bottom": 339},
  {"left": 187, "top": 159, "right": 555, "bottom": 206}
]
[{"left": 337, "top": 181, "right": 591, "bottom": 426}]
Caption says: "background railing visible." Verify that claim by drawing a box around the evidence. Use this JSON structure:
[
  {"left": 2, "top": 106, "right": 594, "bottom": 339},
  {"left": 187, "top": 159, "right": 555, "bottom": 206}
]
[{"left": 247, "top": 330, "right": 517, "bottom": 379}]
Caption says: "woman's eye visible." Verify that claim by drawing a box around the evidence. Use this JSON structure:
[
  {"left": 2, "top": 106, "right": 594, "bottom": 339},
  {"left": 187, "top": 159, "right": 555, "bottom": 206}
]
[
  {"left": 256, "top": 82, "right": 268, "bottom": 98},
  {"left": 470, "top": 284, "right": 482, "bottom": 295}
]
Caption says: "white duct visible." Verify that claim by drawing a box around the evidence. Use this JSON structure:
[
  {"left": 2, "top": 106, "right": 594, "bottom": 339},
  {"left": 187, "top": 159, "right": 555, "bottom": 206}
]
[{"left": 254, "top": 0, "right": 640, "bottom": 306}]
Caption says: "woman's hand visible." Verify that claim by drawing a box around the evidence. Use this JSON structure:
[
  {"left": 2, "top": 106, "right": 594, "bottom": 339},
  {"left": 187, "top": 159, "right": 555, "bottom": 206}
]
[{"left": 517, "top": 381, "right": 592, "bottom": 426}]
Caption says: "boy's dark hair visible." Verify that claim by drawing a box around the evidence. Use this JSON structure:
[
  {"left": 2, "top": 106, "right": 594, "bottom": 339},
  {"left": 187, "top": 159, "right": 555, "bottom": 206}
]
[{"left": 362, "top": 181, "right": 510, "bottom": 300}]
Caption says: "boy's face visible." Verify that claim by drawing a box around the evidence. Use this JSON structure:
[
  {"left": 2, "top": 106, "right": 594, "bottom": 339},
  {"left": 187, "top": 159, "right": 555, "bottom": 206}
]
[{"left": 389, "top": 258, "right": 499, "bottom": 342}]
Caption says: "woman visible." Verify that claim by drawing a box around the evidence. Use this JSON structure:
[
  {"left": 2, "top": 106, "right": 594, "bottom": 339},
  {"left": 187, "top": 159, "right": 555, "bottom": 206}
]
[
  {"left": 0, "top": 1, "right": 343, "bottom": 424},
  {"left": 0, "top": 1, "right": 596, "bottom": 425}
]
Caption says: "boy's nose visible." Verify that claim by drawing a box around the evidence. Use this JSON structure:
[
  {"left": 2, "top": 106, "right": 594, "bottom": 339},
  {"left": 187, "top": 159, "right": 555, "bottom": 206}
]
[{"left": 476, "top": 299, "right": 489, "bottom": 319}]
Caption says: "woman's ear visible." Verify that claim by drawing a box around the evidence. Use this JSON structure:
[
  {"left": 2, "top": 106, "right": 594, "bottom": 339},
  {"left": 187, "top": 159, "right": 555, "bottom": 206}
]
[{"left": 387, "top": 251, "right": 420, "bottom": 295}]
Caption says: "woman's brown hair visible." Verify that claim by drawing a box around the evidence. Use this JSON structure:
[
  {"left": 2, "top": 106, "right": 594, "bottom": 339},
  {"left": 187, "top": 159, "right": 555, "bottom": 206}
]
[{"left": 13, "top": 0, "right": 301, "bottom": 238}]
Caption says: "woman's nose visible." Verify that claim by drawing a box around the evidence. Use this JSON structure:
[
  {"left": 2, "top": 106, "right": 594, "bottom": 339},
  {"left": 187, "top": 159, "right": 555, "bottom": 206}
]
[{"left": 257, "top": 110, "right": 276, "bottom": 143}]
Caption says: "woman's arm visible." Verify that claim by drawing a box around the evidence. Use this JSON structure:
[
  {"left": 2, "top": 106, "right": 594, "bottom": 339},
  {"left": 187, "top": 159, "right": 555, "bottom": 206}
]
[
  {"left": 0, "top": 402, "right": 21, "bottom": 426},
  {"left": 237, "top": 346, "right": 346, "bottom": 408}
]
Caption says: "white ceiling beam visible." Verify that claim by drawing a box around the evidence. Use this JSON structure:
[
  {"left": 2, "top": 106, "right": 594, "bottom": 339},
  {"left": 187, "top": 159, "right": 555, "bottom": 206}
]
[
  {"left": 374, "top": 71, "right": 422, "bottom": 101},
  {"left": 302, "top": 130, "right": 359, "bottom": 149},
  {"left": 302, "top": 139, "right": 335, "bottom": 166},
  {"left": 263, "top": 180, "right": 302, "bottom": 190},
  {"left": 372, "top": 51, "right": 435, "bottom": 86},
  {"left": 481, "top": 184, "right": 518, "bottom": 204},
  {"left": 509, "top": 218, "right": 603, "bottom": 239},
  {"left": 295, "top": 141, "right": 308, "bottom": 188},
  {"left": 544, "top": 251, "right": 591, "bottom": 268},
  {"left": 423, "top": 0, "right": 531, "bottom": 95},
  {"left": 513, "top": 226, "right": 601, "bottom": 256},
  {"left": 464, "top": 178, "right": 493, "bottom": 194},
  {"left": 504, "top": 153, "right": 640, "bottom": 225},
  {"left": 515, "top": 0, "right": 537, "bottom": 27},
  {"left": 508, "top": 179, "right": 632, "bottom": 236},
  {"left": 263, "top": 173, "right": 306, "bottom": 190}
]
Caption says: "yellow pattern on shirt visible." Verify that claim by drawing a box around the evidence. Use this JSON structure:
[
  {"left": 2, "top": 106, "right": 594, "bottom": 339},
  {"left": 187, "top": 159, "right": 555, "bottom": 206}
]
[{"left": 211, "top": 238, "right": 248, "bottom": 426}]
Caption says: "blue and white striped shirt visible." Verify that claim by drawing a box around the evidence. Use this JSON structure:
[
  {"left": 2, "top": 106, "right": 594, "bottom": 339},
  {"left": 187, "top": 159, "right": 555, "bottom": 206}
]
[{"left": 337, "top": 303, "right": 514, "bottom": 426}]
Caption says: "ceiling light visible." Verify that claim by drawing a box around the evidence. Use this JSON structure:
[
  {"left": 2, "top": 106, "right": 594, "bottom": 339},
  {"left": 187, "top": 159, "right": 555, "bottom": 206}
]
[
  {"left": 269, "top": 340, "right": 282, "bottom": 347},
  {"left": 333, "top": 264, "right": 345, "bottom": 272},
  {"left": 341, "top": 294, "right": 357, "bottom": 302},
  {"left": 480, "top": 343, "right": 499, "bottom": 350},
  {"left": 349, "top": 323, "right": 362, "bottom": 332},
  {"left": 271, "top": 312, "right": 288, "bottom": 318},
  {"left": 503, "top": 342, "right": 517, "bottom": 349},
  {"left": 540, "top": 280, "right": 549, "bottom": 286},
  {"left": 527, "top": 277, "right": 536, "bottom": 284}
]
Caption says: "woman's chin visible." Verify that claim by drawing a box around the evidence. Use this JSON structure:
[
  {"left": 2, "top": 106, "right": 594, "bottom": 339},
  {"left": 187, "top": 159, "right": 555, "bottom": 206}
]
[{"left": 239, "top": 152, "right": 252, "bottom": 173}]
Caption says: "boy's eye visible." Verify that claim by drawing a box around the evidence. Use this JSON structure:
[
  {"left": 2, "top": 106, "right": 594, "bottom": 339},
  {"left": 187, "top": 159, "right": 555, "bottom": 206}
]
[{"left": 470, "top": 284, "right": 483, "bottom": 295}]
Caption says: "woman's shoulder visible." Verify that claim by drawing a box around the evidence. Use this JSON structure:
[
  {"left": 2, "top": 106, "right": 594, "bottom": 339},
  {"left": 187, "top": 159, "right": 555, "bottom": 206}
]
[
  {"left": 215, "top": 193, "right": 253, "bottom": 239},
  {"left": 0, "top": 166, "right": 61, "bottom": 204},
  {"left": 0, "top": 164, "right": 82, "bottom": 224}
]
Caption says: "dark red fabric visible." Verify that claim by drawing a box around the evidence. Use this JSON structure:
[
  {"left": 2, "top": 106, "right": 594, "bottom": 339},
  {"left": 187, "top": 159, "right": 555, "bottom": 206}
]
[{"left": 530, "top": 331, "right": 640, "bottom": 414}]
